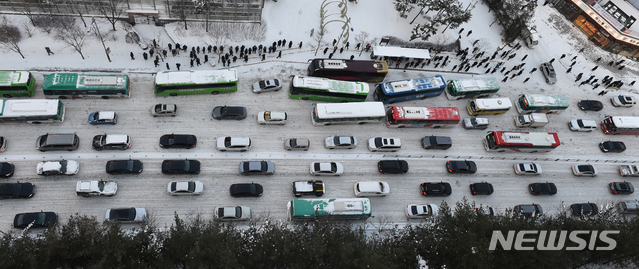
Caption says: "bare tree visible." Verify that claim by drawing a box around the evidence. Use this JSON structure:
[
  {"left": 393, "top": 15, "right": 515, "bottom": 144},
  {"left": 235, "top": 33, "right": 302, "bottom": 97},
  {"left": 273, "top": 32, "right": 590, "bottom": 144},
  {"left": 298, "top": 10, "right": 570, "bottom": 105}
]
[
  {"left": 96, "top": 0, "right": 126, "bottom": 31},
  {"left": 171, "top": 0, "right": 193, "bottom": 30},
  {"left": 353, "top": 31, "right": 369, "bottom": 56},
  {"left": 20, "top": 3, "right": 37, "bottom": 27},
  {"left": 54, "top": 18, "right": 88, "bottom": 59},
  {"left": 68, "top": 3, "right": 90, "bottom": 27},
  {"left": 20, "top": 21, "right": 34, "bottom": 38},
  {"left": 0, "top": 17, "right": 25, "bottom": 58},
  {"left": 32, "top": 15, "right": 55, "bottom": 34}
]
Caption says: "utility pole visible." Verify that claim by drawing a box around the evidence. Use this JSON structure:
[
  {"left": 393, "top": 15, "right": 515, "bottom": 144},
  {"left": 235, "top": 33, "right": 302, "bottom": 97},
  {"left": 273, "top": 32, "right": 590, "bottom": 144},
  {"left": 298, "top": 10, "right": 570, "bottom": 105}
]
[{"left": 92, "top": 17, "right": 112, "bottom": 62}]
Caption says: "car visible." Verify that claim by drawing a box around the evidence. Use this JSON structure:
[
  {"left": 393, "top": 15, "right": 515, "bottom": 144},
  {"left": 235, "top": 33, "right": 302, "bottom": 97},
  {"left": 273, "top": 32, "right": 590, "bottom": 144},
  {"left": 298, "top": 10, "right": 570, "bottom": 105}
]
[
  {"left": 240, "top": 161, "right": 275, "bottom": 175},
  {"left": 161, "top": 160, "right": 201, "bottom": 174},
  {"left": 368, "top": 137, "right": 401, "bottom": 152},
  {"left": 514, "top": 204, "right": 543, "bottom": 217},
  {"left": 76, "top": 180, "right": 118, "bottom": 197},
  {"left": 476, "top": 206, "right": 495, "bottom": 216},
  {"left": 599, "top": 141, "right": 626, "bottom": 153},
  {"left": 217, "top": 137, "right": 251, "bottom": 152},
  {"left": 106, "top": 159, "right": 143, "bottom": 174},
  {"left": 619, "top": 200, "right": 639, "bottom": 214},
  {"left": 569, "top": 119, "right": 598, "bottom": 132},
  {"left": 421, "top": 136, "right": 452, "bottom": 150},
  {"left": 421, "top": 182, "right": 452, "bottom": 196},
  {"left": 252, "top": 79, "right": 282, "bottom": 93},
  {"left": 354, "top": 181, "right": 390, "bottom": 197},
  {"left": 167, "top": 181, "right": 204, "bottom": 196},
  {"left": 325, "top": 135, "right": 357, "bottom": 149},
  {"left": 36, "top": 133, "right": 79, "bottom": 152},
  {"left": 14, "top": 211, "right": 58, "bottom": 228},
  {"left": 446, "top": 160, "right": 477, "bottom": 174},
  {"left": 215, "top": 206, "right": 251, "bottom": 221},
  {"left": 284, "top": 138, "right": 310, "bottom": 151},
  {"left": 611, "top": 95, "right": 636, "bottom": 107},
  {"left": 151, "top": 103, "right": 177, "bottom": 117},
  {"left": 257, "top": 111, "right": 287, "bottom": 125},
  {"left": 0, "top": 162, "right": 14, "bottom": 177},
  {"left": 572, "top": 164, "right": 598, "bottom": 177},
  {"left": 92, "top": 134, "right": 131, "bottom": 150},
  {"left": 378, "top": 160, "right": 409, "bottom": 174},
  {"left": 540, "top": 62, "right": 557, "bottom": 84},
  {"left": 529, "top": 182, "right": 557, "bottom": 195},
  {"left": 0, "top": 136, "right": 6, "bottom": 152},
  {"left": 406, "top": 204, "right": 439, "bottom": 219},
  {"left": 88, "top": 111, "right": 117, "bottom": 125},
  {"left": 463, "top": 117, "right": 489, "bottom": 129},
  {"left": 470, "top": 182, "right": 494, "bottom": 195},
  {"left": 293, "top": 180, "right": 325, "bottom": 197},
  {"left": 310, "top": 162, "right": 343, "bottom": 176},
  {"left": 513, "top": 163, "right": 542, "bottom": 175},
  {"left": 106, "top": 207, "right": 147, "bottom": 223},
  {"left": 212, "top": 106, "right": 247, "bottom": 120},
  {"left": 230, "top": 183, "right": 263, "bottom": 197},
  {"left": 570, "top": 203, "right": 598, "bottom": 216},
  {"left": 578, "top": 100, "right": 603, "bottom": 111},
  {"left": 159, "top": 134, "right": 197, "bottom": 149},
  {"left": 609, "top": 181, "right": 634, "bottom": 194},
  {"left": 37, "top": 160, "right": 79, "bottom": 176},
  {"left": 0, "top": 182, "right": 35, "bottom": 199}
]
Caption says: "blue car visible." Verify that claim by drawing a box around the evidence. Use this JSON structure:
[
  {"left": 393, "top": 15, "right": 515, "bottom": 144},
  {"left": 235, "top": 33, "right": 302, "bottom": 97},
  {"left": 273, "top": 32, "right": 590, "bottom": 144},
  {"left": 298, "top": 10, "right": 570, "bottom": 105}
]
[{"left": 88, "top": 111, "right": 117, "bottom": 125}]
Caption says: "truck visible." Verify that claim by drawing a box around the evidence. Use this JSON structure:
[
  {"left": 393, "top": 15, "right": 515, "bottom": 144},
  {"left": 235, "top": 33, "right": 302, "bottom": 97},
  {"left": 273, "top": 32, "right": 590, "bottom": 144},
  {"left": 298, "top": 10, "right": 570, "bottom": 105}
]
[
  {"left": 514, "top": 113, "right": 548, "bottom": 128},
  {"left": 521, "top": 25, "right": 540, "bottom": 48},
  {"left": 618, "top": 165, "right": 639, "bottom": 177},
  {"left": 293, "top": 180, "right": 325, "bottom": 197},
  {"left": 76, "top": 180, "right": 118, "bottom": 197}
]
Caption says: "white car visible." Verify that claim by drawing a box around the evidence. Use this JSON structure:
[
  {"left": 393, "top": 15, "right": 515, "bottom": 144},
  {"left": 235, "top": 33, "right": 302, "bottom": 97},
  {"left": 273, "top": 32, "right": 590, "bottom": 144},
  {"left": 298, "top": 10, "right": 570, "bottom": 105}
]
[
  {"left": 76, "top": 180, "right": 118, "bottom": 197},
  {"left": 325, "top": 136, "right": 357, "bottom": 149},
  {"left": 215, "top": 206, "right": 251, "bottom": 221},
  {"left": 217, "top": 136, "right": 251, "bottom": 152},
  {"left": 569, "top": 119, "right": 598, "bottom": 132},
  {"left": 354, "top": 181, "right": 390, "bottom": 197},
  {"left": 611, "top": 95, "right": 636, "bottom": 107},
  {"left": 167, "top": 181, "right": 204, "bottom": 196},
  {"left": 310, "top": 162, "right": 344, "bottom": 176},
  {"left": 463, "top": 117, "right": 489, "bottom": 129},
  {"left": 572, "top": 164, "right": 598, "bottom": 177},
  {"left": 513, "top": 163, "right": 542, "bottom": 175},
  {"left": 37, "top": 160, "right": 79, "bottom": 176},
  {"left": 257, "top": 111, "right": 287, "bottom": 125},
  {"left": 368, "top": 137, "right": 401, "bottom": 152},
  {"left": 406, "top": 204, "right": 439, "bottom": 219},
  {"left": 151, "top": 103, "right": 177, "bottom": 117},
  {"left": 252, "top": 79, "right": 282, "bottom": 93}
]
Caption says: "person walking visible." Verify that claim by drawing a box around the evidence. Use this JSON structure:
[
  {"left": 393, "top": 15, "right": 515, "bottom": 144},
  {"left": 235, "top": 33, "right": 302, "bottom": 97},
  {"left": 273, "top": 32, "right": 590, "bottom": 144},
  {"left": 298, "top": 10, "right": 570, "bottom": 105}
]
[
  {"left": 262, "top": 54, "right": 266, "bottom": 61},
  {"left": 163, "top": 50, "right": 167, "bottom": 58},
  {"left": 598, "top": 90, "right": 605, "bottom": 96},
  {"left": 154, "top": 59, "right": 159, "bottom": 67},
  {"left": 571, "top": 56, "right": 577, "bottom": 61},
  {"left": 328, "top": 53, "right": 333, "bottom": 59},
  {"left": 595, "top": 57, "right": 601, "bottom": 63},
  {"left": 458, "top": 28, "right": 465, "bottom": 34},
  {"left": 323, "top": 47, "right": 329, "bottom": 54},
  {"left": 350, "top": 55, "right": 355, "bottom": 60},
  {"left": 466, "top": 30, "right": 472, "bottom": 36},
  {"left": 45, "top": 47, "right": 54, "bottom": 55},
  {"left": 176, "top": 63, "right": 181, "bottom": 71},
  {"left": 560, "top": 54, "right": 566, "bottom": 59},
  {"left": 244, "top": 55, "right": 248, "bottom": 62},
  {"left": 566, "top": 67, "right": 572, "bottom": 73},
  {"left": 196, "top": 58, "right": 201, "bottom": 66},
  {"left": 191, "top": 59, "right": 194, "bottom": 68},
  {"left": 165, "top": 63, "right": 170, "bottom": 70},
  {"left": 592, "top": 66, "right": 599, "bottom": 71},
  {"left": 277, "top": 51, "right": 282, "bottom": 58},
  {"left": 143, "top": 52, "right": 148, "bottom": 60},
  {"left": 549, "top": 58, "right": 555, "bottom": 63},
  {"left": 332, "top": 39, "right": 337, "bottom": 46},
  {"left": 288, "top": 41, "right": 292, "bottom": 48},
  {"left": 299, "top": 42, "right": 303, "bottom": 49},
  {"left": 523, "top": 77, "right": 530, "bottom": 83},
  {"left": 130, "top": 52, "right": 135, "bottom": 60},
  {"left": 204, "top": 55, "right": 208, "bottom": 63}
]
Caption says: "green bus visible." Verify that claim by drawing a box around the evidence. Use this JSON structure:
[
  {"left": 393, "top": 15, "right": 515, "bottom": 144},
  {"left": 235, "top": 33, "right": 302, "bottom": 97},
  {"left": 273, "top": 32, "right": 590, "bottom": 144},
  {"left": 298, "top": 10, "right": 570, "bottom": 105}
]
[
  {"left": 515, "top": 94, "right": 569, "bottom": 114},
  {"left": 0, "top": 99, "right": 65, "bottom": 123},
  {"left": 444, "top": 77, "right": 500, "bottom": 100},
  {"left": 289, "top": 75, "right": 369, "bottom": 102},
  {"left": 155, "top": 69, "right": 238, "bottom": 96},
  {"left": 0, "top": 71, "right": 36, "bottom": 97},
  {"left": 42, "top": 73, "right": 130, "bottom": 99},
  {"left": 287, "top": 198, "right": 372, "bottom": 221}
]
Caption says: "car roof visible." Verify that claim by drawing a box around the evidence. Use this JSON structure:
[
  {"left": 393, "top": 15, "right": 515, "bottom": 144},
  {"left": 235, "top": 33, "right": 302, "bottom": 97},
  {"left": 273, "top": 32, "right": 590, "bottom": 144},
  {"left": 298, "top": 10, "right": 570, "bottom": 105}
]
[
  {"left": 97, "top": 111, "right": 115, "bottom": 120},
  {"left": 357, "top": 181, "right": 384, "bottom": 192},
  {"left": 230, "top": 137, "right": 250, "bottom": 145},
  {"left": 266, "top": 111, "right": 286, "bottom": 119},
  {"left": 105, "top": 135, "right": 128, "bottom": 144}
]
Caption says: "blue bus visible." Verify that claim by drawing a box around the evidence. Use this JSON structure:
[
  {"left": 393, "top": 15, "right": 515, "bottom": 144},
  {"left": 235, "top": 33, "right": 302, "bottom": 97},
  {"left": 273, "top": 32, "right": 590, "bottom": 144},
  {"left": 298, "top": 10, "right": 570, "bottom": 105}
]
[{"left": 373, "top": 75, "right": 446, "bottom": 104}]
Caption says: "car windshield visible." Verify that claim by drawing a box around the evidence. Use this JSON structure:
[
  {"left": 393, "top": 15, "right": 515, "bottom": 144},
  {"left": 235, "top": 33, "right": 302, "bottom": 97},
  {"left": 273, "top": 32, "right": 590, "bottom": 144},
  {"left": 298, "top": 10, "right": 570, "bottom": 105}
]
[
  {"left": 111, "top": 209, "right": 134, "bottom": 220},
  {"left": 579, "top": 165, "right": 593, "bottom": 172},
  {"left": 374, "top": 137, "right": 383, "bottom": 147},
  {"left": 98, "top": 181, "right": 105, "bottom": 191}
]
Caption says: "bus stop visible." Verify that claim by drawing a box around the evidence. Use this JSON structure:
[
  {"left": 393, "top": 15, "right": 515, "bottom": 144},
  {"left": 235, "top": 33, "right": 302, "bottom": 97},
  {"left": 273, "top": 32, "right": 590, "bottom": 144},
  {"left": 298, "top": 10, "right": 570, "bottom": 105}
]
[{"left": 370, "top": 46, "right": 431, "bottom": 61}]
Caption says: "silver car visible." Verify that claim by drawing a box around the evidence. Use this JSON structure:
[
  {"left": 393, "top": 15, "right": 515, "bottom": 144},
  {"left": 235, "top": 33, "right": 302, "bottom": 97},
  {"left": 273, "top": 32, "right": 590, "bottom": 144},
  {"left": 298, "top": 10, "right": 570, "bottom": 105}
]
[
  {"left": 151, "top": 103, "right": 177, "bottom": 117},
  {"left": 513, "top": 163, "right": 542, "bottom": 175},
  {"left": 239, "top": 161, "right": 275, "bottom": 175},
  {"left": 284, "top": 138, "right": 310, "bottom": 151},
  {"left": 540, "top": 62, "right": 557, "bottom": 84},
  {"left": 217, "top": 137, "right": 251, "bottom": 152},
  {"left": 252, "top": 79, "right": 282, "bottom": 93},
  {"left": 325, "top": 136, "right": 357, "bottom": 149},
  {"left": 310, "top": 162, "right": 343, "bottom": 176},
  {"left": 167, "top": 181, "right": 204, "bottom": 196},
  {"left": 215, "top": 206, "right": 251, "bottom": 221}
]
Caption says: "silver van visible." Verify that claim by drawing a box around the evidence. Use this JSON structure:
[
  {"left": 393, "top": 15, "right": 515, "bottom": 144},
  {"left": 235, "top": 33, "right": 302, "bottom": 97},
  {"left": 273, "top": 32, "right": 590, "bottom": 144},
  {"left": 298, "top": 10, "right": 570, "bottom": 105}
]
[
  {"left": 36, "top": 133, "right": 80, "bottom": 152},
  {"left": 569, "top": 119, "right": 598, "bottom": 132},
  {"left": 619, "top": 200, "right": 639, "bottom": 214}
]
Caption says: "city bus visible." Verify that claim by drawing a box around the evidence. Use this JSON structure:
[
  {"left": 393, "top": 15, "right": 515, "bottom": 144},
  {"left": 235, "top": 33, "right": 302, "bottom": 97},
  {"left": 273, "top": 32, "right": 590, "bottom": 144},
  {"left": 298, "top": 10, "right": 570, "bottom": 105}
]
[
  {"left": 601, "top": 116, "right": 639, "bottom": 135},
  {"left": 373, "top": 75, "right": 447, "bottom": 104},
  {"left": 307, "top": 59, "right": 388, "bottom": 82},
  {"left": 154, "top": 69, "right": 238, "bottom": 96},
  {"left": 42, "top": 73, "right": 130, "bottom": 99},
  {"left": 0, "top": 99, "right": 65, "bottom": 123},
  {"left": 515, "top": 94, "right": 569, "bottom": 114},
  {"left": 466, "top": 97, "right": 512, "bottom": 115},
  {"left": 287, "top": 198, "right": 372, "bottom": 221},
  {"left": 483, "top": 131, "right": 560, "bottom": 152},
  {"left": 386, "top": 106, "right": 460, "bottom": 128},
  {"left": 445, "top": 77, "right": 500, "bottom": 100},
  {"left": 289, "top": 75, "right": 369, "bottom": 102},
  {"left": 311, "top": 102, "right": 386, "bottom": 125},
  {"left": 0, "top": 71, "right": 36, "bottom": 97}
]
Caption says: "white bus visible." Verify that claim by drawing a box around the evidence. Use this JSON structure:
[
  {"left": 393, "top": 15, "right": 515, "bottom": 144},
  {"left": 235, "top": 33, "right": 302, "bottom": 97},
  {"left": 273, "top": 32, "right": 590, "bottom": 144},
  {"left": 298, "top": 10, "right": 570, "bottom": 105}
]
[
  {"left": 0, "top": 99, "right": 65, "bottom": 123},
  {"left": 311, "top": 102, "right": 386, "bottom": 125},
  {"left": 466, "top": 98, "right": 512, "bottom": 115},
  {"left": 445, "top": 77, "right": 500, "bottom": 100}
]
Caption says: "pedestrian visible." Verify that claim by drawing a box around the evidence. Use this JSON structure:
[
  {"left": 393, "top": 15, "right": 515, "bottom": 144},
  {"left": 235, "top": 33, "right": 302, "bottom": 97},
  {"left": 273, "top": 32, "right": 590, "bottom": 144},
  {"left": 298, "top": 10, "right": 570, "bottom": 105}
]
[
  {"left": 232, "top": 56, "right": 237, "bottom": 63},
  {"left": 328, "top": 53, "right": 333, "bottom": 59},
  {"left": 484, "top": 62, "right": 490, "bottom": 68},
  {"left": 593, "top": 84, "right": 600, "bottom": 90},
  {"left": 529, "top": 68, "right": 537, "bottom": 73},
  {"left": 485, "top": 69, "right": 491, "bottom": 74},
  {"left": 197, "top": 46, "right": 200, "bottom": 54},
  {"left": 333, "top": 46, "right": 338, "bottom": 54},
  {"left": 190, "top": 51, "right": 194, "bottom": 59},
  {"left": 560, "top": 54, "right": 566, "bottom": 59},
  {"left": 571, "top": 61, "right": 576, "bottom": 67},
  {"left": 549, "top": 58, "right": 555, "bottom": 63},
  {"left": 523, "top": 77, "right": 530, "bottom": 83},
  {"left": 323, "top": 47, "right": 329, "bottom": 54},
  {"left": 45, "top": 47, "right": 54, "bottom": 55},
  {"left": 277, "top": 51, "right": 282, "bottom": 58},
  {"left": 171, "top": 49, "right": 176, "bottom": 56},
  {"left": 130, "top": 52, "right": 135, "bottom": 60},
  {"left": 299, "top": 42, "right": 303, "bottom": 49},
  {"left": 434, "top": 63, "right": 440, "bottom": 68},
  {"left": 149, "top": 48, "right": 155, "bottom": 57},
  {"left": 631, "top": 81, "right": 636, "bottom": 86},
  {"left": 143, "top": 52, "right": 148, "bottom": 60},
  {"left": 163, "top": 50, "right": 167, "bottom": 58},
  {"left": 491, "top": 68, "right": 497, "bottom": 74},
  {"left": 350, "top": 55, "right": 355, "bottom": 60},
  {"left": 204, "top": 55, "right": 208, "bottom": 63},
  {"left": 396, "top": 61, "right": 400, "bottom": 68},
  {"left": 579, "top": 48, "right": 585, "bottom": 53},
  {"left": 595, "top": 57, "right": 601, "bottom": 63},
  {"left": 332, "top": 39, "right": 337, "bottom": 46},
  {"left": 458, "top": 28, "right": 465, "bottom": 34},
  {"left": 502, "top": 77, "right": 508, "bottom": 82},
  {"left": 190, "top": 59, "right": 194, "bottom": 68},
  {"left": 154, "top": 59, "right": 159, "bottom": 67},
  {"left": 505, "top": 71, "right": 511, "bottom": 76},
  {"left": 345, "top": 42, "right": 350, "bottom": 50},
  {"left": 452, "top": 65, "right": 458, "bottom": 71},
  {"left": 310, "top": 28, "right": 314, "bottom": 37},
  {"left": 592, "top": 66, "right": 598, "bottom": 71},
  {"left": 208, "top": 45, "right": 212, "bottom": 53},
  {"left": 365, "top": 43, "right": 371, "bottom": 52},
  {"left": 466, "top": 30, "right": 472, "bottom": 36},
  {"left": 166, "top": 63, "right": 170, "bottom": 70},
  {"left": 214, "top": 46, "right": 218, "bottom": 53},
  {"left": 355, "top": 43, "right": 361, "bottom": 50},
  {"left": 566, "top": 67, "right": 572, "bottom": 73},
  {"left": 277, "top": 40, "right": 282, "bottom": 47},
  {"left": 421, "top": 63, "right": 426, "bottom": 68},
  {"left": 340, "top": 47, "right": 344, "bottom": 54},
  {"left": 182, "top": 45, "right": 187, "bottom": 51},
  {"left": 176, "top": 63, "right": 181, "bottom": 71},
  {"left": 500, "top": 67, "right": 506, "bottom": 73},
  {"left": 235, "top": 46, "right": 239, "bottom": 53},
  {"left": 571, "top": 56, "right": 577, "bottom": 61},
  {"left": 608, "top": 61, "right": 614, "bottom": 66},
  {"left": 196, "top": 58, "right": 201, "bottom": 66},
  {"left": 244, "top": 55, "right": 248, "bottom": 62},
  {"left": 598, "top": 90, "right": 605, "bottom": 96},
  {"left": 580, "top": 81, "right": 587, "bottom": 86},
  {"left": 262, "top": 54, "right": 266, "bottom": 61},
  {"left": 618, "top": 66, "right": 625, "bottom": 70},
  {"left": 227, "top": 59, "right": 230, "bottom": 66},
  {"left": 153, "top": 39, "right": 157, "bottom": 48}
]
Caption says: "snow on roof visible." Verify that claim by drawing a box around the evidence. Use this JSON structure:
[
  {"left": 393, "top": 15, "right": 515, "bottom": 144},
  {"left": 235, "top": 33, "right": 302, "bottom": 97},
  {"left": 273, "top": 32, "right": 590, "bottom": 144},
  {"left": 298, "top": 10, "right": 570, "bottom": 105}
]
[
  {"left": 97, "top": 111, "right": 115, "bottom": 120},
  {"left": 155, "top": 69, "right": 238, "bottom": 85},
  {"left": 105, "top": 135, "right": 129, "bottom": 144},
  {"left": 0, "top": 71, "right": 29, "bottom": 86},
  {"left": 372, "top": 46, "right": 431, "bottom": 59}
]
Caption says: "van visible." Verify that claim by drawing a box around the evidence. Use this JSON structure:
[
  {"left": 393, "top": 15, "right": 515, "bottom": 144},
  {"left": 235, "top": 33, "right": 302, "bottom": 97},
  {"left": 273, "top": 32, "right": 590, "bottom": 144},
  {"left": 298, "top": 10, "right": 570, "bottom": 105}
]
[
  {"left": 36, "top": 133, "right": 80, "bottom": 152},
  {"left": 569, "top": 119, "right": 598, "bottom": 132},
  {"left": 619, "top": 200, "right": 639, "bottom": 214}
]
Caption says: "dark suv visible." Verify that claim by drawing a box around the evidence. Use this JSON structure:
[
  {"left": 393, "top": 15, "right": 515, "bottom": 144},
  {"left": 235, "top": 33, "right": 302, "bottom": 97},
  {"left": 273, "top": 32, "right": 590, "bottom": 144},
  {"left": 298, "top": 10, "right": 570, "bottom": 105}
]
[
  {"left": 529, "top": 182, "right": 557, "bottom": 195},
  {"left": 159, "top": 134, "right": 197, "bottom": 149},
  {"left": 378, "top": 160, "right": 409, "bottom": 174},
  {"left": 514, "top": 204, "right": 543, "bottom": 217},
  {"left": 422, "top": 136, "right": 452, "bottom": 150},
  {"left": 212, "top": 106, "right": 247, "bottom": 120},
  {"left": 421, "top": 182, "right": 452, "bottom": 196},
  {"left": 570, "top": 203, "right": 598, "bottom": 216},
  {"left": 469, "top": 182, "right": 494, "bottom": 195}
]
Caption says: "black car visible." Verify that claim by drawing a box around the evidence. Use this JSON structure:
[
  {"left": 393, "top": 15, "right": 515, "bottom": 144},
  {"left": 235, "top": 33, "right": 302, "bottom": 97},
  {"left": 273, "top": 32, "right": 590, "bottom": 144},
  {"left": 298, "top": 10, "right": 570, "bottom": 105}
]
[
  {"left": 159, "top": 134, "right": 197, "bottom": 149},
  {"left": 422, "top": 136, "right": 452, "bottom": 150},
  {"left": 446, "top": 160, "right": 477, "bottom": 174},
  {"left": 106, "top": 160, "right": 143, "bottom": 174},
  {"left": 578, "top": 100, "right": 604, "bottom": 111},
  {"left": 0, "top": 182, "right": 35, "bottom": 199},
  {"left": 514, "top": 204, "right": 543, "bottom": 217},
  {"left": 212, "top": 106, "right": 247, "bottom": 120},
  {"left": 421, "top": 182, "right": 452, "bottom": 196},
  {"left": 14, "top": 211, "right": 58, "bottom": 228},
  {"left": 378, "top": 160, "right": 409, "bottom": 174},
  {"left": 570, "top": 203, "right": 598, "bottom": 216},
  {"left": 230, "top": 183, "right": 263, "bottom": 197},
  {"left": 529, "top": 182, "right": 557, "bottom": 195},
  {"left": 609, "top": 181, "right": 634, "bottom": 194},
  {"left": 0, "top": 162, "right": 15, "bottom": 177},
  {"left": 161, "top": 160, "right": 201, "bottom": 174},
  {"left": 470, "top": 182, "right": 494, "bottom": 195},
  {"left": 599, "top": 141, "right": 626, "bottom": 153}
]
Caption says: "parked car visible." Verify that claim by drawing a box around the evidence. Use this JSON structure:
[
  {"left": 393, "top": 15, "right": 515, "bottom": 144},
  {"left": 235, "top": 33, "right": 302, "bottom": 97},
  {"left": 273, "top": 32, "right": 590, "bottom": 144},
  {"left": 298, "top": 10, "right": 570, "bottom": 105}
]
[
  {"left": 422, "top": 136, "right": 452, "bottom": 150},
  {"left": 570, "top": 203, "right": 598, "bottom": 216},
  {"left": 310, "top": 162, "right": 343, "bottom": 176},
  {"left": 463, "top": 117, "right": 489, "bottom": 129},
  {"left": 159, "top": 134, "right": 197, "bottom": 149},
  {"left": 0, "top": 182, "right": 35, "bottom": 199},
  {"left": 514, "top": 204, "right": 543, "bottom": 217},
  {"left": 619, "top": 200, "right": 639, "bottom": 214},
  {"left": 106, "top": 159, "right": 143, "bottom": 174},
  {"left": 378, "top": 160, "right": 409, "bottom": 174},
  {"left": 325, "top": 135, "right": 357, "bottom": 149},
  {"left": 37, "top": 160, "right": 79, "bottom": 176},
  {"left": 513, "top": 163, "right": 542, "bottom": 175},
  {"left": 354, "top": 181, "right": 390, "bottom": 197},
  {"left": 217, "top": 137, "right": 251, "bottom": 152},
  {"left": 230, "top": 183, "right": 263, "bottom": 197},
  {"left": 476, "top": 206, "right": 495, "bottom": 216},
  {"left": 599, "top": 141, "right": 626, "bottom": 153},
  {"left": 215, "top": 206, "right": 251, "bottom": 221},
  {"left": 284, "top": 138, "right": 310, "bottom": 151},
  {"left": 611, "top": 95, "right": 636, "bottom": 107},
  {"left": 76, "top": 180, "right": 118, "bottom": 197},
  {"left": 569, "top": 119, "right": 598, "bottom": 132},
  {"left": 421, "top": 182, "right": 452, "bottom": 196},
  {"left": 252, "top": 79, "right": 282, "bottom": 93},
  {"left": 572, "top": 164, "right": 598, "bottom": 177},
  {"left": 88, "top": 111, "right": 117, "bottom": 125},
  {"left": 257, "top": 111, "right": 287, "bottom": 125},
  {"left": 540, "top": 62, "right": 557, "bottom": 84},
  {"left": 529, "top": 182, "right": 557, "bottom": 195},
  {"left": 161, "top": 159, "right": 201, "bottom": 174},
  {"left": 106, "top": 207, "right": 147, "bottom": 223},
  {"left": 92, "top": 134, "right": 131, "bottom": 150},
  {"left": 0, "top": 162, "right": 14, "bottom": 177},
  {"left": 609, "top": 181, "right": 634, "bottom": 194},
  {"left": 212, "top": 106, "right": 247, "bottom": 120},
  {"left": 36, "top": 133, "right": 79, "bottom": 152},
  {"left": 368, "top": 137, "right": 401, "bottom": 152},
  {"left": 578, "top": 100, "right": 603, "bottom": 111},
  {"left": 446, "top": 160, "right": 477, "bottom": 174},
  {"left": 167, "top": 181, "right": 204, "bottom": 196},
  {"left": 293, "top": 180, "right": 325, "bottom": 197},
  {"left": 151, "top": 103, "right": 177, "bottom": 117},
  {"left": 406, "top": 204, "right": 439, "bottom": 219},
  {"left": 14, "top": 211, "right": 57, "bottom": 228},
  {"left": 0, "top": 136, "right": 6, "bottom": 152},
  {"left": 240, "top": 161, "right": 275, "bottom": 175},
  {"left": 470, "top": 182, "right": 494, "bottom": 195}
]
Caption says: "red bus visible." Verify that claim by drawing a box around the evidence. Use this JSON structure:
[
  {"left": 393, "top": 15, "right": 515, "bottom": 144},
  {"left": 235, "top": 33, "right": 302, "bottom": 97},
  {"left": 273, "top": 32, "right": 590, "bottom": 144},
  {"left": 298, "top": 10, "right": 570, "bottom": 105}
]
[
  {"left": 601, "top": 116, "right": 639, "bottom": 135},
  {"left": 386, "top": 106, "right": 460, "bottom": 128},
  {"left": 483, "top": 131, "right": 560, "bottom": 152}
]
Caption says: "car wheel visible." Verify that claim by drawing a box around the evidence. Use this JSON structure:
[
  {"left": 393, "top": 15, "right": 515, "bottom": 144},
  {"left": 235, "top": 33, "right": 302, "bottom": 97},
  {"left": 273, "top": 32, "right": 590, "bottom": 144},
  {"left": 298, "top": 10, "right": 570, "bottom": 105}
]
[
  {"left": 275, "top": 89, "right": 280, "bottom": 91},
  {"left": 241, "top": 150, "right": 246, "bottom": 152},
  {"left": 220, "top": 149, "right": 226, "bottom": 152},
  {"left": 153, "top": 115, "right": 158, "bottom": 117},
  {"left": 2, "top": 94, "right": 12, "bottom": 98},
  {"left": 170, "top": 93, "right": 178, "bottom": 96}
]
